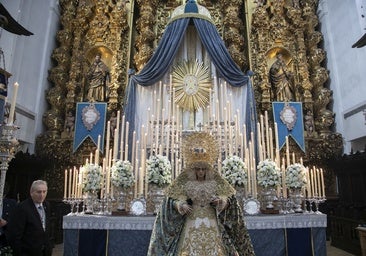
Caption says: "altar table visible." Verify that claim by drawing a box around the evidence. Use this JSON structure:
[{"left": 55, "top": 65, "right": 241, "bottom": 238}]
[{"left": 63, "top": 214, "right": 327, "bottom": 256}]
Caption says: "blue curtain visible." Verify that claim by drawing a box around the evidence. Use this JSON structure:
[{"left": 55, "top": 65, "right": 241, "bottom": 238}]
[
  {"left": 124, "top": 17, "right": 257, "bottom": 160},
  {"left": 193, "top": 18, "right": 250, "bottom": 87},
  {"left": 124, "top": 18, "right": 190, "bottom": 147}
]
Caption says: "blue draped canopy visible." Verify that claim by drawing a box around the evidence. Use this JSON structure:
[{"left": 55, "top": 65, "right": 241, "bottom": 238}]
[{"left": 124, "top": 12, "right": 257, "bottom": 158}]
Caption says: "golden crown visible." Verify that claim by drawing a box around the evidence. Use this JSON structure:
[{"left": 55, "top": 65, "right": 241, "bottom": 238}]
[{"left": 182, "top": 131, "right": 219, "bottom": 166}]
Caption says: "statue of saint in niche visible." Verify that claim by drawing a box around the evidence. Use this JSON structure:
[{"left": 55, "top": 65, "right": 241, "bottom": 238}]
[
  {"left": 86, "top": 53, "right": 110, "bottom": 102},
  {"left": 269, "top": 52, "right": 295, "bottom": 102}
]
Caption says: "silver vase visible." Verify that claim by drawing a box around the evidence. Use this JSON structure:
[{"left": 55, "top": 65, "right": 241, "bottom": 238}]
[
  {"left": 117, "top": 188, "right": 128, "bottom": 211},
  {"left": 290, "top": 188, "right": 304, "bottom": 213},
  {"left": 84, "top": 191, "right": 97, "bottom": 214},
  {"left": 261, "top": 186, "right": 276, "bottom": 209}
]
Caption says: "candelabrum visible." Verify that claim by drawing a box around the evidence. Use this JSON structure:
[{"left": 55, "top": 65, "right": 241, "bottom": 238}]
[
  {"left": 0, "top": 123, "right": 19, "bottom": 217},
  {"left": 313, "top": 196, "right": 326, "bottom": 214},
  {"left": 62, "top": 196, "right": 84, "bottom": 215},
  {"left": 304, "top": 195, "right": 326, "bottom": 214}
]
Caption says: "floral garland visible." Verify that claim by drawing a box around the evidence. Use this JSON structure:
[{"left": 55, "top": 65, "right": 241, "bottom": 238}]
[
  {"left": 146, "top": 154, "right": 172, "bottom": 187},
  {"left": 285, "top": 163, "right": 307, "bottom": 189},
  {"left": 111, "top": 160, "right": 135, "bottom": 189},
  {"left": 81, "top": 163, "right": 103, "bottom": 192},
  {"left": 257, "top": 159, "right": 281, "bottom": 188},
  {"left": 222, "top": 155, "right": 248, "bottom": 187}
]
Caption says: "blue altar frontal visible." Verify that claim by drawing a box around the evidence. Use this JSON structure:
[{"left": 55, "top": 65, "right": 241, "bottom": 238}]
[{"left": 62, "top": 214, "right": 327, "bottom": 256}]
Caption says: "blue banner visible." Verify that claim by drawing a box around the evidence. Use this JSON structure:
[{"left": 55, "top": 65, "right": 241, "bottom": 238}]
[
  {"left": 73, "top": 102, "right": 107, "bottom": 153},
  {"left": 272, "top": 102, "right": 305, "bottom": 152}
]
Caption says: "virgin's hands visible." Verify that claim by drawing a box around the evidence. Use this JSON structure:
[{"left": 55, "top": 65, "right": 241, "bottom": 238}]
[
  {"left": 178, "top": 203, "right": 193, "bottom": 215},
  {"left": 210, "top": 197, "right": 227, "bottom": 211}
]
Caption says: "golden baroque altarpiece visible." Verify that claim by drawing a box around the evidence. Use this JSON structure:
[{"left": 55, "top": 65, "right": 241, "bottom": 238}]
[{"left": 35, "top": 0, "right": 342, "bottom": 197}]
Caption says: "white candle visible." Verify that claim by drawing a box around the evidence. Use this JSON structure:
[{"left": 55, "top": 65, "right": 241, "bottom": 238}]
[
  {"left": 68, "top": 169, "right": 72, "bottom": 198},
  {"left": 96, "top": 135, "right": 101, "bottom": 165},
  {"left": 106, "top": 121, "right": 111, "bottom": 163},
  {"left": 281, "top": 158, "right": 287, "bottom": 198},
  {"left": 320, "top": 168, "right": 325, "bottom": 198},
  {"left": 285, "top": 136, "right": 290, "bottom": 167},
  {"left": 64, "top": 169, "right": 67, "bottom": 199},
  {"left": 312, "top": 167, "right": 318, "bottom": 196},
  {"left": 124, "top": 122, "right": 129, "bottom": 160},
  {"left": 265, "top": 111, "right": 270, "bottom": 159},
  {"left": 310, "top": 167, "right": 315, "bottom": 198},
  {"left": 113, "top": 129, "right": 118, "bottom": 162},
  {"left": 120, "top": 115, "right": 125, "bottom": 160},
  {"left": 274, "top": 122, "right": 279, "bottom": 149},
  {"left": 269, "top": 127, "right": 273, "bottom": 160},
  {"left": 316, "top": 168, "right": 321, "bottom": 197},
  {"left": 8, "top": 82, "right": 19, "bottom": 124},
  {"left": 306, "top": 167, "right": 311, "bottom": 198}
]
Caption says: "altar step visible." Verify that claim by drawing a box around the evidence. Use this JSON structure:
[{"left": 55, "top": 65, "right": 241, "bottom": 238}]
[{"left": 52, "top": 241, "right": 356, "bottom": 256}]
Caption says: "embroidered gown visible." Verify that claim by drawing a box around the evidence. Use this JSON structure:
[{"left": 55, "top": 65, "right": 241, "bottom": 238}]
[{"left": 147, "top": 170, "right": 255, "bottom": 256}]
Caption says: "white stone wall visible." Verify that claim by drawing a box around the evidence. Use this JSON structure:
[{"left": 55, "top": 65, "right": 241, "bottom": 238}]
[
  {"left": 318, "top": 0, "right": 366, "bottom": 153},
  {"left": 0, "top": 0, "right": 59, "bottom": 153}
]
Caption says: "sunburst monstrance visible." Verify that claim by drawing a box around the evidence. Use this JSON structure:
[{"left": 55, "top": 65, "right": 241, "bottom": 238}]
[{"left": 171, "top": 60, "right": 212, "bottom": 112}]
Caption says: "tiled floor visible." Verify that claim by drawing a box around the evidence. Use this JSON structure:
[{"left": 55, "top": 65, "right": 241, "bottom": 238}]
[{"left": 52, "top": 241, "right": 356, "bottom": 256}]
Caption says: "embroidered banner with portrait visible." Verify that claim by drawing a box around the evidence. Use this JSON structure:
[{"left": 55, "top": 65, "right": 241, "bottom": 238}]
[
  {"left": 272, "top": 102, "right": 305, "bottom": 152},
  {"left": 73, "top": 102, "right": 107, "bottom": 153}
]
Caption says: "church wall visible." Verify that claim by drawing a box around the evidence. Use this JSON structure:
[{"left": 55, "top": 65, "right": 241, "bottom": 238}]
[
  {"left": 0, "top": 0, "right": 59, "bottom": 152},
  {"left": 318, "top": 0, "right": 366, "bottom": 153}
]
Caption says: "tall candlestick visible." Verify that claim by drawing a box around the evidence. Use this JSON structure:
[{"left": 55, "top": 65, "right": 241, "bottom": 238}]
[
  {"left": 68, "top": 169, "right": 72, "bottom": 198},
  {"left": 285, "top": 136, "right": 290, "bottom": 167},
  {"left": 105, "top": 121, "right": 111, "bottom": 163},
  {"left": 95, "top": 135, "right": 101, "bottom": 165},
  {"left": 124, "top": 122, "right": 129, "bottom": 160},
  {"left": 113, "top": 129, "right": 118, "bottom": 162},
  {"left": 260, "top": 115, "right": 265, "bottom": 158},
  {"left": 8, "top": 82, "right": 19, "bottom": 124},
  {"left": 64, "top": 169, "right": 67, "bottom": 199},
  {"left": 265, "top": 111, "right": 270, "bottom": 159},
  {"left": 269, "top": 127, "right": 273, "bottom": 160},
  {"left": 320, "top": 168, "right": 325, "bottom": 198},
  {"left": 316, "top": 168, "right": 321, "bottom": 197},
  {"left": 116, "top": 111, "right": 120, "bottom": 133},
  {"left": 305, "top": 167, "right": 311, "bottom": 198},
  {"left": 281, "top": 158, "right": 287, "bottom": 198},
  {"left": 312, "top": 167, "right": 318, "bottom": 196},
  {"left": 256, "top": 123, "right": 263, "bottom": 161},
  {"left": 274, "top": 122, "right": 279, "bottom": 150},
  {"left": 120, "top": 115, "right": 126, "bottom": 160},
  {"left": 310, "top": 167, "right": 315, "bottom": 197}
]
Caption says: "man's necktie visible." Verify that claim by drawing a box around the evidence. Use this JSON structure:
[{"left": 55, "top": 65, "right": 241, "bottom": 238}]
[{"left": 37, "top": 205, "right": 46, "bottom": 231}]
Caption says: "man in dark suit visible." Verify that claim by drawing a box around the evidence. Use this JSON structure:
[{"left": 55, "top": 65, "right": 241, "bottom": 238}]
[{"left": 6, "top": 180, "right": 53, "bottom": 256}]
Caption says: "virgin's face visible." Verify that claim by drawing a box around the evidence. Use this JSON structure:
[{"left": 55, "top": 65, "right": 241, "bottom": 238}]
[{"left": 195, "top": 168, "right": 206, "bottom": 180}]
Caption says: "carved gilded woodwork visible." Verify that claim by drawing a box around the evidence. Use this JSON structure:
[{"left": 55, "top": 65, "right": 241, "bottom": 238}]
[{"left": 36, "top": 0, "right": 342, "bottom": 198}]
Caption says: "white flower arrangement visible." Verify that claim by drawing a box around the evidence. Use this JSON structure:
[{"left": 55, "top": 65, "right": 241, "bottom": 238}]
[
  {"left": 111, "top": 160, "right": 135, "bottom": 189},
  {"left": 285, "top": 163, "right": 307, "bottom": 189},
  {"left": 81, "top": 163, "right": 103, "bottom": 192},
  {"left": 222, "top": 155, "right": 248, "bottom": 187},
  {"left": 146, "top": 154, "right": 172, "bottom": 187},
  {"left": 257, "top": 159, "right": 281, "bottom": 188}
]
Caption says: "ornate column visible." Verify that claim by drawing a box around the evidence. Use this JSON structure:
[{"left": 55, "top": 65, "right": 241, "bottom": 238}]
[{"left": 0, "top": 124, "right": 19, "bottom": 216}]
